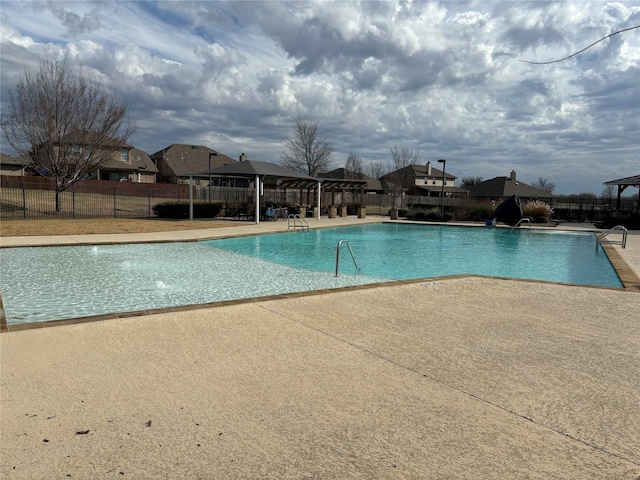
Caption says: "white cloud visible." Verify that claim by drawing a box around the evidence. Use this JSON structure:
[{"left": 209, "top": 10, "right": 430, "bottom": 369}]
[{"left": 1, "top": 0, "right": 638, "bottom": 194}]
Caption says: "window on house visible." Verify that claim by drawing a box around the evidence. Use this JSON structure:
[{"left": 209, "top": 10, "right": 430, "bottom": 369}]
[{"left": 121, "top": 149, "right": 129, "bottom": 161}]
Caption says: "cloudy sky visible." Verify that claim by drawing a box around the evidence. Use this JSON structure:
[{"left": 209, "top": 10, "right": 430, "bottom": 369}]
[{"left": 1, "top": 1, "right": 639, "bottom": 195}]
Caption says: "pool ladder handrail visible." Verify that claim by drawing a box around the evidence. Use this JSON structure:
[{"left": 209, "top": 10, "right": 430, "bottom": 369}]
[
  {"left": 287, "top": 214, "right": 309, "bottom": 231},
  {"left": 336, "top": 240, "right": 360, "bottom": 276},
  {"left": 510, "top": 217, "right": 531, "bottom": 233},
  {"left": 596, "top": 225, "right": 627, "bottom": 249}
]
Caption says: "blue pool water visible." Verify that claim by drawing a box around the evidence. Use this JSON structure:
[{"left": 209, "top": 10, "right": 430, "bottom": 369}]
[
  {"left": 209, "top": 223, "right": 621, "bottom": 286},
  {"left": 0, "top": 223, "right": 622, "bottom": 325}
]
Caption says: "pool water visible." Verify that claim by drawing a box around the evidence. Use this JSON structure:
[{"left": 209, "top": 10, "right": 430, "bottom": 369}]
[
  {"left": 0, "top": 223, "right": 622, "bottom": 325},
  {"left": 210, "top": 223, "right": 622, "bottom": 285}
]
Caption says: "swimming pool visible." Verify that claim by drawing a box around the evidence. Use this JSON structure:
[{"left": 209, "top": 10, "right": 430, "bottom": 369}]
[{"left": 0, "top": 223, "right": 622, "bottom": 325}]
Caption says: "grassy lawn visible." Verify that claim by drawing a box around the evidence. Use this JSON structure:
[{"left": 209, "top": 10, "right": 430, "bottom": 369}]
[{"left": 0, "top": 218, "right": 237, "bottom": 237}]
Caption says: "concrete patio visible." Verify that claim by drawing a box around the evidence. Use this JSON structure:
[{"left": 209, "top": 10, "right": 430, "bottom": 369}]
[{"left": 1, "top": 218, "right": 639, "bottom": 478}]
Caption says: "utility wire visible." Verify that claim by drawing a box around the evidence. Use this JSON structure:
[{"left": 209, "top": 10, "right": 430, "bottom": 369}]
[{"left": 519, "top": 25, "right": 639, "bottom": 65}]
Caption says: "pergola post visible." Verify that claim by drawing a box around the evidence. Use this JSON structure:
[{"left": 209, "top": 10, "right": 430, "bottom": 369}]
[
  {"left": 189, "top": 175, "right": 194, "bottom": 220},
  {"left": 255, "top": 174, "right": 260, "bottom": 224},
  {"left": 316, "top": 181, "right": 321, "bottom": 220}
]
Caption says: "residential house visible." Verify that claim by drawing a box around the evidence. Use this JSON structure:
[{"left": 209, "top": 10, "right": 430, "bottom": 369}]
[
  {"left": 89, "top": 147, "right": 158, "bottom": 183},
  {"left": 0, "top": 153, "right": 28, "bottom": 176},
  {"left": 380, "top": 161, "right": 467, "bottom": 197},
  {"left": 320, "top": 167, "right": 384, "bottom": 194},
  {"left": 150, "top": 144, "right": 241, "bottom": 185},
  {"left": 463, "top": 171, "right": 554, "bottom": 201},
  {"left": 27, "top": 129, "right": 157, "bottom": 183}
]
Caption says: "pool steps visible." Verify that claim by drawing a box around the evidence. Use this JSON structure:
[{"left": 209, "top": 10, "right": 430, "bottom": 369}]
[
  {"left": 510, "top": 217, "right": 532, "bottom": 233},
  {"left": 597, "top": 225, "right": 627, "bottom": 249},
  {"left": 287, "top": 214, "right": 309, "bottom": 231},
  {"left": 336, "top": 240, "right": 360, "bottom": 277}
]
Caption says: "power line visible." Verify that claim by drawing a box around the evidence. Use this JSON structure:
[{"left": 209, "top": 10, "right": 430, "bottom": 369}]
[{"left": 519, "top": 25, "right": 639, "bottom": 65}]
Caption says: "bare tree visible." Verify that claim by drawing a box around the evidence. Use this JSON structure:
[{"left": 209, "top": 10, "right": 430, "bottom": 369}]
[
  {"left": 600, "top": 184, "right": 615, "bottom": 206},
  {"left": 532, "top": 177, "right": 556, "bottom": 195},
  {"left": 2, "top": 55, "right": 135, "bottom": 211},
  {"left": 364, "top": 161, "right": 387, "bottom": 179},
  {"left": 461, "top": 176, "right": 484, "bottom": 187},
  {"left": 345, "top": 152, "right": 363, "bottom": 179},
  {"left": 382, "top": 146, "right": 420, "bottom": 204},
  {"left": 280, "top": 115, "right": 334, "bottom": 176}
]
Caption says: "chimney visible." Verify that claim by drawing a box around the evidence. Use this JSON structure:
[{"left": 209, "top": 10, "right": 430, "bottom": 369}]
[
  {"left": 426, "top": 161, "right": 431, "bottom": 176},
  {"left": 239, "top": 153, "right": 247, "bottom": 162},
  {"left": 510, "top": 170, "right": 516, "bottom": 181}
]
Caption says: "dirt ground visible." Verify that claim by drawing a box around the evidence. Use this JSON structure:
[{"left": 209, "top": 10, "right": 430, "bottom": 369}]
[{"left": 0, "top": 218, "right": 236, "bottom": 237}]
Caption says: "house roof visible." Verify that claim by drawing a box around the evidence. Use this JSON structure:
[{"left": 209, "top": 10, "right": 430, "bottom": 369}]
[
  {"left": 464, "top": 176, "right": 554, "bottom": 198},
  {"left": 379, "top": 163, "right": 456, "bottom": 187},
  {"left": 151, "top": 144, "right": 237, "bottom": 177},
  {"left": 604, "top": 175, "right": 640, "bottom": 187},
  {"left": 52, "top": 129, "right": 133, "bottom": 150},
  {"left": 412, "top": 164, "right": 456, "bottom": 180},
  {"left": 100, "top": 147, "right": 158, "bottom": 173},
  {"left": 0, "top": 152, "right": 28, "bottom": 166},
  {"left": 320, "top": 167, "right": 383, "bottom": 191}
]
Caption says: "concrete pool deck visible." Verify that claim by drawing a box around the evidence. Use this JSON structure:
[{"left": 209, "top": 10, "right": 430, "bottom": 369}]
[{"left": 1, "top": 217, "right": 639, "bottom": 478}]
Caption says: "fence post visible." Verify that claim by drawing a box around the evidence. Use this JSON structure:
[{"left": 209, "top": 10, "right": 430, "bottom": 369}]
[
  {"left": 72, "top": 185, "right": 76, "bottom": 219},
  {"left": 113, "top": 186, "right": 117, "bottom": 218},
  {"left": 148, "top": 189, "right": 151, "bottom": 218},
  {"left": 22, "top": 177, "right": 27, "bottom": 219}
]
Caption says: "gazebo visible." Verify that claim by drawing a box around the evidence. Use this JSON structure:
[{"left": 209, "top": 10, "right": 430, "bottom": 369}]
[
  {"left": 603, "top": 175, "right": 640, "bottom": 213},
  {"left": 190, "top": 160, "right": 320, "bottom": 223}
]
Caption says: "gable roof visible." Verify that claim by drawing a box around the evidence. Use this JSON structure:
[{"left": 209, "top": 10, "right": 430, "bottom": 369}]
[
  {"left": 0, "top": 152, "right": 28, "bottom": 166},
  {"left": 465, "top": 176, "right": 554, "bottom": 198},
  {"left": 150, "top": 144, "right": 236, "bottom": 177},
  {"left": 320, "top": 167, "right": 383, "bottom": 191},
  {"left": 412, "top": 164, "right": 456, "bottom": 180},
  {"left": 99, "top": 147, "right": 158, "bottom": 173}
]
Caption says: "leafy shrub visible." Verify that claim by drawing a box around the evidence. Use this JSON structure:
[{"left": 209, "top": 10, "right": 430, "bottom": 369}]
[
  {"left": 224, "top": 202, "right": 250, "bottom": 217},
  {"left": 522, "top": 200, "right": 553, "bottom": 221},
  {"left": 405, "top": 207, "right": 453, "bottom": 221},
  {"left": 153, "top": 201, "right": 223, "bottom": 219},
  {"left": 452, "top": 200, "right": 495, "bottom": 222}
]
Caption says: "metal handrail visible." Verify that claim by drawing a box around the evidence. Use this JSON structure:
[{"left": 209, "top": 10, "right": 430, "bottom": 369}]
[
  {"left": 597, "top": 225, "right": 627, "bottom": 249},
  {"left": 336, "top": 240, "right": 360, "bottom": 276},
  {"left": 510, "top": 217, "right": 531, "bottom": 233},
  {"left": 287, "top": 214, "right": 309, "bottom": 231}
]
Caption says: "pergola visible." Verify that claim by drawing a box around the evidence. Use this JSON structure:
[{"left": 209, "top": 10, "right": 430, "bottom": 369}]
[
  {"left": 279, "top": 177, "right": 368, "bottom": 207},
  {"left": 603, "top": 174, "right": 640, "bottom": 213}
]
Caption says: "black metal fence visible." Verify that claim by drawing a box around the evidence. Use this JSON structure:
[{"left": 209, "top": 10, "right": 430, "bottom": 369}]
[
  {"left": 0, "top": 176, "right": 441, "bottom": 220},
  {"left": 0, "top": 176, "right": 194, "bottom": 220},
  {"left": 2, "top": 174, "right": 633, "bottom": 221}
]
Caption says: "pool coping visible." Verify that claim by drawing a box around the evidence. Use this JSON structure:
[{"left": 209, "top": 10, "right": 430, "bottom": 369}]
[{"left": 2, "top": 219, "right": 638, "bottom": 333}]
